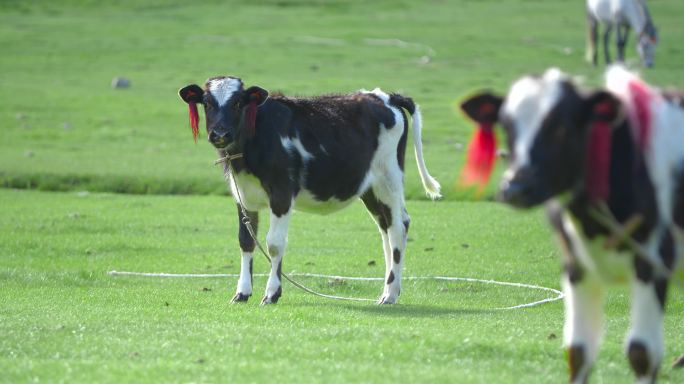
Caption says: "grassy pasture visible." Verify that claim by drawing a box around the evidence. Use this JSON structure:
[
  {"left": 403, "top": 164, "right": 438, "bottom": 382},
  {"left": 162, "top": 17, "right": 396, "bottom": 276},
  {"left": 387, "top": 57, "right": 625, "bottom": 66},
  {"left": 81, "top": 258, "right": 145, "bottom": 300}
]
[
  {"left": 1, "top": 0, "right": 683, "bottom": 199},
  {"left": 2, "top": 0, "right": 684, "bottom": 383},
  {"left": 2, "top": 189, "right": 684, "bottom": 383}
]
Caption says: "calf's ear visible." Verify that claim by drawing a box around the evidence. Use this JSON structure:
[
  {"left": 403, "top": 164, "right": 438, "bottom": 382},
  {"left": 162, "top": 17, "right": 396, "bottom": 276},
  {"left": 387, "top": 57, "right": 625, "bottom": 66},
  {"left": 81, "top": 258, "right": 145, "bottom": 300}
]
[
  {"left": 242, "top": 86, "right": 269, "bottom": 106},
  {"left": 178, "top": 84, "right": 204, "bottom": 104},
  {"left": 460, "top": 92, "right": 503, "bottom": 124},
  {"left": 585, "top": 91, "right": 623, "bottom": 125}
]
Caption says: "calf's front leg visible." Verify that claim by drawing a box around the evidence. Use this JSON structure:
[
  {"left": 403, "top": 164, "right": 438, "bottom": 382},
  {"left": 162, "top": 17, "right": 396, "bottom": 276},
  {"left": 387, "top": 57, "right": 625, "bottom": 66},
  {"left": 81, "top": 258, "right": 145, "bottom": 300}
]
[
  {"left": 262, "top": 206, "right": 292, "bottom": 305},
  {"left": 232, "top": 205, "right": 259, "bottom": 303},
  {"left": 625, "top": 229, "right": 675, "bottom": 383},
  {"left": 563, "top": 270, "right": 604, "bottom": 384}
]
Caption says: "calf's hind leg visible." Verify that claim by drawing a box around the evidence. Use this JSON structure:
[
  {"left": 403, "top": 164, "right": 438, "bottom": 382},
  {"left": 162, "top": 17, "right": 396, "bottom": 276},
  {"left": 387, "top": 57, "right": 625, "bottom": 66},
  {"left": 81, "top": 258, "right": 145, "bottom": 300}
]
[
  {"left": 232, "top": 205, "right": 259, "bottom": 303},
  {"left": 362, "top": 186, "right": 408, "bottom": 305}
]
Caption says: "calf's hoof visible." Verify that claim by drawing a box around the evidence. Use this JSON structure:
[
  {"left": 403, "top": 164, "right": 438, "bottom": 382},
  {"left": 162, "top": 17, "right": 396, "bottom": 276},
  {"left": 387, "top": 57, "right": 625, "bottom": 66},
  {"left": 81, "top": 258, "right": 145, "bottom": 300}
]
[
  {"left": 260, "top": 287, "right": 282, "bottom": 305},
  {"left": 231, "top": 292, "right": 251, "bottom": 303},
  {"left": 376, "top": 295, "right": 397, "bottom": 305}
]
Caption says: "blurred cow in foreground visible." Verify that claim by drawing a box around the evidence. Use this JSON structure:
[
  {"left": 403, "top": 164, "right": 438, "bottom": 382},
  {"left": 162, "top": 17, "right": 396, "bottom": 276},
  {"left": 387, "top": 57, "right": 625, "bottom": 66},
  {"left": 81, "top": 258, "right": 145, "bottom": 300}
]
[
  {"left": 460, "top": 66, "right": 683, "bottom": 383},
  {"left": 179, "top": 76, "right": 440, "bottom": 305},
  {"left": 586, "top": 0, "right": 658, "bottom": 68}
]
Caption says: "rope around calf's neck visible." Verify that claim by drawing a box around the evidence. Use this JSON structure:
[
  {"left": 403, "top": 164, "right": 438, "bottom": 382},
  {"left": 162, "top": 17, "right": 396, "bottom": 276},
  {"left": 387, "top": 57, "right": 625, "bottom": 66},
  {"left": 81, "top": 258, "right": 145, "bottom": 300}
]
[
  {"left": 216, "top": 154, "right": 375, "bottom": 302},
  {"left": 586, "top": 202, "right": 682, "bottom": 288}
]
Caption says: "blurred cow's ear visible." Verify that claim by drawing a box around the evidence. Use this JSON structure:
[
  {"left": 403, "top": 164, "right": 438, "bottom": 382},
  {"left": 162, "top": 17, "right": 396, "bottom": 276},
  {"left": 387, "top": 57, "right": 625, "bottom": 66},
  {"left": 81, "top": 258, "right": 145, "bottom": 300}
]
[
  {"left": 178, "top": 84, "right": 204, "bottom": 104},
  {"left": 460, "top": 92, "right": 503, "bottom": 124},
  {"left": 585, "top": 90, "right": 623, "bottom": 126},
  {"left": 242, "top": 86, "right": 269, "bottom": 106}
]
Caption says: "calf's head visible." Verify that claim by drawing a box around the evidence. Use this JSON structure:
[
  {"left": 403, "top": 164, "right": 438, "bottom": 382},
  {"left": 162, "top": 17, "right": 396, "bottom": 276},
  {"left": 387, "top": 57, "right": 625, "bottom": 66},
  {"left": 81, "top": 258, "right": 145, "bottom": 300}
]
[
  {"left": 178, "top": 76, "right": 269, "bottom": 149},
  {"left": 460, "top": 69, "right": 621, "bottom": 208}
]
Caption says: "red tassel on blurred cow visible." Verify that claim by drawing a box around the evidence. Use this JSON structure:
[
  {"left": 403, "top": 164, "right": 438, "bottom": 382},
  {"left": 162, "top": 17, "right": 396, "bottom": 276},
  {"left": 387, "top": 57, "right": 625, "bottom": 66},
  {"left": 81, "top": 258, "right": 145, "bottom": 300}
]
[{"left": 459, "top": 122, "right": 497, "bottom": 192}]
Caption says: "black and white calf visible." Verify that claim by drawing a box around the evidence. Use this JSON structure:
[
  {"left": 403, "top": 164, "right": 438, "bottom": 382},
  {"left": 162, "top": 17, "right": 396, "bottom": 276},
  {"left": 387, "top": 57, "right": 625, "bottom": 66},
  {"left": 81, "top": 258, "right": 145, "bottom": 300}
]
[
  {"left": 178, "top": 76, "right": 440, "bottom": 305},
  {"left": 460, "top": 66, "right": 683, "bottom": 383}
]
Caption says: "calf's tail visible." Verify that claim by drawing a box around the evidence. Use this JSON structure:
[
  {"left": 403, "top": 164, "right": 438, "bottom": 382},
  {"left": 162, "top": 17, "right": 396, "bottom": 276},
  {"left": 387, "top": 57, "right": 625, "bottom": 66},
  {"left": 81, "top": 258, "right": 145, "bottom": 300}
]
[{"left": 390, "top": 94, "right": 442, "bottom": 200}]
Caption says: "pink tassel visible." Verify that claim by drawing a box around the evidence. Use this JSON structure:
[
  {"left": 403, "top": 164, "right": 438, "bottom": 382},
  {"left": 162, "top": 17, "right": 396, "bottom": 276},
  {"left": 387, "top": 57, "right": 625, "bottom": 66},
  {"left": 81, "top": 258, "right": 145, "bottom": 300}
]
[
  {"left": 459, "top": 122, "right": 497, "bottom": 191},
  {"left": 188, "top": 103, "right": 199, "bottom": 143},
  {"left": 628, "top": 80, "right": 652, "bottom": 152},
  {"left": 585, "top": 120, "right": 612, "bottom": 202},
  {"left": 245, "top": 101, "right": 257, "bottom": 138}
]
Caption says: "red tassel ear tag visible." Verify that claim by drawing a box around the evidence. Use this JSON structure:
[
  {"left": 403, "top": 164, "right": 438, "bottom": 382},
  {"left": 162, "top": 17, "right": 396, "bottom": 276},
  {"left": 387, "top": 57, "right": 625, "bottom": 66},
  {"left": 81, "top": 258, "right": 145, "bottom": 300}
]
[
  {"left": 459, "top": 122, "right": 497, "bottom": 192},
  {"left": 245, "top": 100, "right": 258, "bottom": 138},
  {"left": 188, "top": 103, "right": 199, "bottom": 143}
]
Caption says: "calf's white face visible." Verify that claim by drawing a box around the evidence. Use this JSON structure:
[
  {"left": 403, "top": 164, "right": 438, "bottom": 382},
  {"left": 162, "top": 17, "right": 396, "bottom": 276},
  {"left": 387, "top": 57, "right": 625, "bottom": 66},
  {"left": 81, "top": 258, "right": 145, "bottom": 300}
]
[{"left": 178, "top": 76, "right": 269, "bottom": 149}]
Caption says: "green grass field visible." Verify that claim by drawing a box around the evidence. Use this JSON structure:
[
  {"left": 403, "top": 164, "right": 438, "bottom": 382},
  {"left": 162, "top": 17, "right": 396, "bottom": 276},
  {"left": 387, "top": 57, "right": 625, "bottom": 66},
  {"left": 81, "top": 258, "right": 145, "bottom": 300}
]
[{"left": 1, "top": 0, "right": 684, "bottom": 382}]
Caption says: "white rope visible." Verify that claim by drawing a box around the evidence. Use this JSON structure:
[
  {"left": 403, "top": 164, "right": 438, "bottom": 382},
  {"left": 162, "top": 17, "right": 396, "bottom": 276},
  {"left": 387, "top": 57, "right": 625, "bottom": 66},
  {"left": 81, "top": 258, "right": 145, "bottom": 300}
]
[{"left": 107, "top": 270, "right": 564, "bottom": 310}]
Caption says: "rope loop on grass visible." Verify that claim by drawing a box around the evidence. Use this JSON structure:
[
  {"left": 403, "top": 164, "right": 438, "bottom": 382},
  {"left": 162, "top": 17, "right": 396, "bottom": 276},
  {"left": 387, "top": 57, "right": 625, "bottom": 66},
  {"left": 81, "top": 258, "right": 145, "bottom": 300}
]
[
  {"left": 107, "top": 270, "right": 564, "bottom": 310},
  {"left": 196, "top": 153, "right": 565, "bottom": 308}
]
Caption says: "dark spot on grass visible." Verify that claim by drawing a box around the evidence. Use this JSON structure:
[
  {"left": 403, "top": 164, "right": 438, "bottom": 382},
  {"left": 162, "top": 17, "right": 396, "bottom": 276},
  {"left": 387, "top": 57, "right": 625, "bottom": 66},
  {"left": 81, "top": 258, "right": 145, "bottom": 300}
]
[
  {"left": 424, "top": 247, "right": 434, "bottom": 252},
  {"left": 548, "top": 333, "right": 557, "bottom": 340},
  {"left": 164, "top": 301, "right": 170, "bottom": 306},
  {"left": 202, "top": 287, "right": 211, "bottom": 292},
  {"left": 196, "top": 358, "right": 205, "bottom": 364},
  {"left": 461, "top": 243, "right": 469, "bottom": 248},
  {"left": 305, "top": 261, "right": 315, "bottom": 266},
  {"left": 368, "top": 260, "right": 376, "bottom": 266}
]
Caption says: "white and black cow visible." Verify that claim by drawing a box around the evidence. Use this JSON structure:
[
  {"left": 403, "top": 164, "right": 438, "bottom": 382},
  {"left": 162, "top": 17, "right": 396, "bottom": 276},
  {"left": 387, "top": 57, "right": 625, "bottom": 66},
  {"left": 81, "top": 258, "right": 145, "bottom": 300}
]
[
  {"left": 178, "top": 76, "right": 441, "bottom": 305},
  {"left": 459, "top": 66, "right": 683, "bottom": 383}
]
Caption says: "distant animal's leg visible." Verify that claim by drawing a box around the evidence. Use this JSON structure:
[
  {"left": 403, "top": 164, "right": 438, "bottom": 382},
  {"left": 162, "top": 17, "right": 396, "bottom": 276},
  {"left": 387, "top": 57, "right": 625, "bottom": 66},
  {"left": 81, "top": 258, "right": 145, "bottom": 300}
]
[
  {"left": 262, "top": 206, "right": 292, "bottom": 305},
  {"left": 563, "top": 270, "right": 604, "bottom": 384},
  {"left": 232, "top": 205, "right": 259, "bottom": 303},
  {"left": 616, "top": 24, "right": 630, "bottom": 62},
  {"left": 625, "top": 232, "right": 672, "bottom": 383},
  {"left": 586, "top": 13, "right": 599, "bottom": 65},
  {"left": 603, "top": 24, "right": 613, "bottom": 64},
  {"left": 361, "top": 191, "right": 392, "bottom": 279}
]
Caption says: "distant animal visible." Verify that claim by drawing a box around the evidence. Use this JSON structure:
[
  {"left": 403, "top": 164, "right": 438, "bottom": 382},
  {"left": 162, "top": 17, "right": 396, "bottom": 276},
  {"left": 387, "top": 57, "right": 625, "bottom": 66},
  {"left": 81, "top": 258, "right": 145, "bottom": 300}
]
[
  {"left": 178, "top": 77, "right": 440, "bottom": 305},
  {"left": 586, "top": 0, "right": 658, "bottom": 67},
  {"left": 459, "top": 66, "right": 684, "bottom": 383}
]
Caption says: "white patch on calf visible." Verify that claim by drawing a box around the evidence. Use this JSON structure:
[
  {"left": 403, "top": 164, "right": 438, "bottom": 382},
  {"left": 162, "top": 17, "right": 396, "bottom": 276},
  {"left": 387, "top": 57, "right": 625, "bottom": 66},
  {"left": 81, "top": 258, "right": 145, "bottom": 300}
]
[
  {"left": 208, "top": 77, "right": 242, "bottom": 107},
  {"left": 294, "top": 189, "right": 355, "bottom": 215},
  {"left": 226, "top": 170, "right": 269, "bottom": 212},
  {"left": 281, "top": 135, "right": 314, "bottom": 162},
  {"left": 360, "top": 87, "right": 390, "bottom": 104},
  {"left": 502, "top": 68, "right": 566, "bottom": 169}
]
